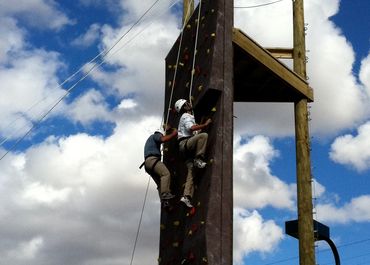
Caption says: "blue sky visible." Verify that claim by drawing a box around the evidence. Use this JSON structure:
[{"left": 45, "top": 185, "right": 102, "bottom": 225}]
[{"left": 0, "top": 0, "right": 370, "bottom": 265}]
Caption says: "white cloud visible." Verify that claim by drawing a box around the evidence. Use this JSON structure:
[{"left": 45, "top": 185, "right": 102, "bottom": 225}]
[
  {"left": 317, "top": 195, "right": 370, "bottom": 224},
  {"left": 117, "top": 98, "right": 138, "bottom": 109},
  {"left": 233, "top": 208, "right": 284, "bottom": 265},
  {"left": 234, "top": 0, "right": 369, "bottom": 137},
  {"left": 72, "top": 23, "right": 102, "bottom": 47},
  {"left": 86, "top": 2, "right": 180, "bottom": 119},
  {"left": 330, "top": 121, "right": 370, "bottom": 171},
  {"left": 0, "top": 0, "right": 73, "bottom": 30},
  {"left": 0, "top": 49, "right": 66, "bottom": 140},
  {"left": 359, "top": 53, "right": 370, "bottom": 97},
  {"left": 0, "top": 117, "right": 162, "bottom": 265},
  {"left": 234, "top": 135, "right": 296, "bottom": 210},
  {"left": 0, "top": 17, "right": 25, "bottom": 63},
  {"left": 64, "top": 89, "right": 113, "bottom": 125}
]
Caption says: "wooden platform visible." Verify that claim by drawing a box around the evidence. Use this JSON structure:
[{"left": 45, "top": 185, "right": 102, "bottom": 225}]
[{"left": 233, "top": 28, "right": 313, "bottom": 102}]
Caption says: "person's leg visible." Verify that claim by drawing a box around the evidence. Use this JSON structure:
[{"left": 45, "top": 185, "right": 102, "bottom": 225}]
[
  {"left": 183, "top": 159, "right": 194, "bottom": 198},
  {"left": 186, "top": 133, "right": 208, "bottom": 158},
  {"left": 153, "top": 161, "right": 171, "bottom": 195}
]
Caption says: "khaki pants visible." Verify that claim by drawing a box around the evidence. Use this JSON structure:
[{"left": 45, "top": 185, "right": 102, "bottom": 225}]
[
  {"left": 179, "top": 132, "right": 208, "bottom": 198},
  {"left": 144, "top": 156, "right": 171, "bottom": 195}
]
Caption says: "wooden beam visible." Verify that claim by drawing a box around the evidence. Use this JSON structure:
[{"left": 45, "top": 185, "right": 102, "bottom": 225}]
[
  {"left": 233, "top": 28, "right": 313, "bottom": 101},
  {"left": 265, "top": 47, "right": 293, "bottom": 59}
]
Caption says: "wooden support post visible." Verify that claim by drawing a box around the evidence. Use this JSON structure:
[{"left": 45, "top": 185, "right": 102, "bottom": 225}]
[
  {"left": 183, "top": 0, "right": 194, "bottom": 25},
  {"left": 293, "top": 0, "right": 316, "bottom": 265}
]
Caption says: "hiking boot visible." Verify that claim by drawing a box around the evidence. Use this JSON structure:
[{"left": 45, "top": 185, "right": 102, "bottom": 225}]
[
  {"left": 193, "top": 158, "right": 206, "bottom": 168},
  {"left": 180, "top": 196, "right": 193, "bottom": 208},
  {"left": 161, "top": 192, "right": 175, "bottom": 200}
]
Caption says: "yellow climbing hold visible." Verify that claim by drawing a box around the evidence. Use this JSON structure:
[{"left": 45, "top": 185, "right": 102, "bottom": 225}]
[
  {"left": 160, "top": 224, "right": 166, "bottom": 230},
  {"left": 211, "top": 107, "right": 217, "bottom": 112},
  {"left": 211, "top": 33, "right": 216, "bottom": 37},
  {"left": 173, "top": 221, "right": 180, "bottom": 226},
  {"left": 198, "top": 85, "right": 203, "bottom": 91}
]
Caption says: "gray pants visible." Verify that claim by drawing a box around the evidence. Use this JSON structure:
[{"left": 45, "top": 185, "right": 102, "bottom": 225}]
[
  {"left": 179, "top": 132, "right": 208, "bottom": 197},
  {"left": 144, "top": 156, "right": 171, "bottom": 195}
]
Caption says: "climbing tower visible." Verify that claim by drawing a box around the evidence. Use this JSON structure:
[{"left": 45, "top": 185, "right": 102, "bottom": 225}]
[{"left": 161, "top": 0, "right": 314, "bottom": 264}]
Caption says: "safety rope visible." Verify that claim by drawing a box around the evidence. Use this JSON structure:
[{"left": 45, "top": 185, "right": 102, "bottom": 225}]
[
  {"left": 129, "top": 176, "right": 151, "bottom": 265},
  {"left": 188, "top": 0, "right": 203, "bottom": 107},
  {"left": 0, "top": 0, "right": 170, "bottom": 161},
  {"left": 164, "top": 0, "right": 194, "bottom": 130}
]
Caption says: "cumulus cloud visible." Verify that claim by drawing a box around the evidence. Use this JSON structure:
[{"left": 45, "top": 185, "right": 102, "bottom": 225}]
[
  {"left": 234, "top": 135, "right": 296, "bottom": 210},
  {"left": 317, "top": 195, "right": 370, "bottom": 224},
  {"left": 329, "top": 121, "right": 370, "bottom": 171},
  {"left": 0, "top": 117, "right": 162, "bottom": 265},
  {"left": 234, "top": 208, "right": 284, "bottom": 265},
  {"left": 72, "top": 23, "right": 102, "bottom": 47},
  {"left": 64, "top": 89, "right": 113, "bottom": 125},
  {"left": 234, "top": 0, "right": 369, "bottom": 137},
  {"left": 84, "top": 1, "right": 180, "bottom": 120},
  {"left": 0, "top": 0, "right": 73, "bottom": 30},
  {"left": 359, "top": 53, "right": 370, "bottom": 97},
  {"left": 0, "top": 49, "right": 66, "bottom": 140}
]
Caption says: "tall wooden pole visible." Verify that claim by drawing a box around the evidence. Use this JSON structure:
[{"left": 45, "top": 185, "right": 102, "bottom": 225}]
[
  {"left": 183, "top": 0, "right": 194, "bottom": 25},
  {"left": 293, "top": 0, "right": 316, "bottom": 265}
]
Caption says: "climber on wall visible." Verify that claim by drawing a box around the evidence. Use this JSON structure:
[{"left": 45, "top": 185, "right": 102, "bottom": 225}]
[
  {"left": 143, "top": 125, "right": 178, "bottom": 202},
  {"left": 175, "top": 99, "right": 212, "bottom": 208}
]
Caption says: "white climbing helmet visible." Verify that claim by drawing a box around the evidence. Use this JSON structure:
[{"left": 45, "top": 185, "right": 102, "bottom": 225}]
[{"left": 175, "top": 99, "right": 187, "bottom": 113}]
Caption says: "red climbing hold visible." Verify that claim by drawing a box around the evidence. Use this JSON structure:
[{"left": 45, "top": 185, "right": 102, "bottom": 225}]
[{"left": 189, "top": 207, "right": 196, "bottom": 216}]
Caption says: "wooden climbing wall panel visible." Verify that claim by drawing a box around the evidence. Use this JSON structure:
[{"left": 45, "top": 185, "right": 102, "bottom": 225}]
[{"left": 161, "top": 0, "right": 233, "bottom": 264}]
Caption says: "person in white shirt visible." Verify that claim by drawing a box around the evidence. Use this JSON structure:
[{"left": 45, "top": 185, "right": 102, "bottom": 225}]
[{"left": 174, "top": 99, "right": 212, "bottom": 207}]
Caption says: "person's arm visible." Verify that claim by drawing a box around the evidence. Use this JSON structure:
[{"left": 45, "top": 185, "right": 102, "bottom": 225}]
[
  {"left": 190, "top": 118, "right": 212, "bottom": 132},
  {"left": 161, "top": 128, "right": 178, "bottom": 142}
]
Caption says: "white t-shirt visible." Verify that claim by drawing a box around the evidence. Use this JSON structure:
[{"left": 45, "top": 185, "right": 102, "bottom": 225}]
[{"left": 178, "top": 113, "right": 195, "bottom": 139}]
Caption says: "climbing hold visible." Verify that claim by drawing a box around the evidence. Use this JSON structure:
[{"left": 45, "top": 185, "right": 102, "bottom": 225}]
[
  {"left": 198, "top": 85, "right": 203, "bottom": 91},
  {"left": 164, "top": 148, "right": 169, "bottom": 152},
  {"left": 211, "top": 107, "right": 217, "bottom": 112},
  {"left": 172, "top": 242, "right": 179, "bottom": 248},
  {"left": 209, "top": 159, "right": 214, "bottom": 164},
  {"left": 206, "top": 48, "right": 211, "bottom": 54},
  {"left": 201, "top": 221, "right": 205, "bottom": 225},
  {"left": 168, "top": 65, "right": 172, "bottom": 69},
  {"left": 160, "top": 224, "right": 166, "bottom": 230},
  {"left": 168, "top": 81, "right": 172, "bottom": 87},
  {"left": 173, "top": 221, "right": 180, "bottom": 226},
  {"left": 188, "top": 251, "right": 195, "bottom": 261},
  {"left": 189, "top": 207, "right": 196, "bottom": 217},
  {"left": 179, "top": 62, "right": 184, "bottom": 67},
  {"left": 190, "top": 96, "right": 195, "bottom": 102},
  {"left": 211, "top": 33, "right": 216, "bottom": 37},
  {"left": 197, "top": 201, "right": 201, "bottom": 207},
  {"left": 188, "top": 230, "right": 193, "bottom": 236},
  {"left": 202, "top": 257, "right": 208, "bottom": 263},
  {"left": 186, "top": 82, "right": 190, "bottom": 88},
  {"left": 187, "top": 24, "right": 191, "bottom": 29}
]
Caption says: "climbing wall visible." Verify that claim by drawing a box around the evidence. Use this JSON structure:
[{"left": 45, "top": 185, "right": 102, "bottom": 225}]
[{"left": 161, "top": 0, "right": 233, "bottom": 264}]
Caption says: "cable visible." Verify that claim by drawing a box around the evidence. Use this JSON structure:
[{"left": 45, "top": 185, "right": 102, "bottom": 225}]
[
  {"left": 164, "top": 0, "right": 193, "bottom": 129},
  {"left": 129, "top": 176, "right": 151, "bottom": 265},
  {"left": 188, "top": 0, "right": 202, "bottom": 106},
  {"left": 234, "top": 0, "right": 285, "bottom": 9},
  {"left": 0, "top": 0, "right": 165, "bottom": 161}
]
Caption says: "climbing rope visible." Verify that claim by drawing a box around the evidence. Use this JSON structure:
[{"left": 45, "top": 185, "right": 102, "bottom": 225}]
[
  {"left": 129, "top": 176, "right": 151, "bottom": 265},
  {"left": 164, "top": 0, "right": 195, "bottom": 129},
  {"left": 188, "top": 0, "right": 203, "bottom": 106}
]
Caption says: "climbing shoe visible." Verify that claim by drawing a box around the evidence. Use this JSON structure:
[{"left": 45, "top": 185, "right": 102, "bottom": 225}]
[
  {"left": 193, "top": 158, "right": 206, "bottom": 168},
  {"left": 180, "top": 196, "right": 193, "bottom": 208},
  {"left": 161, "top": 192, "right": 175, "bottom": 200}
]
